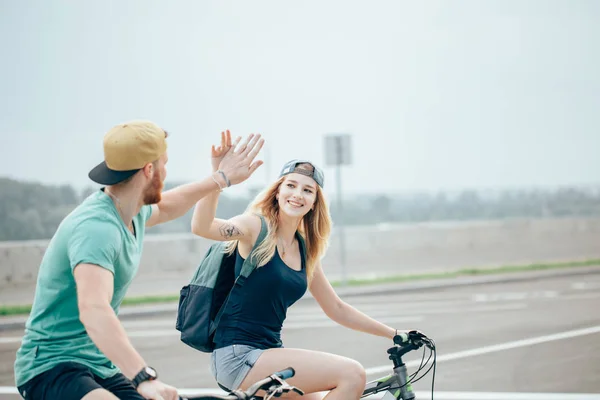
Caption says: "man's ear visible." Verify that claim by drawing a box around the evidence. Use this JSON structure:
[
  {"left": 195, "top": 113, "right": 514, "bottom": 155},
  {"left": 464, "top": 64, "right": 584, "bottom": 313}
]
[{"left": 142, "top": 163, "right": 153, "bottom": 178}]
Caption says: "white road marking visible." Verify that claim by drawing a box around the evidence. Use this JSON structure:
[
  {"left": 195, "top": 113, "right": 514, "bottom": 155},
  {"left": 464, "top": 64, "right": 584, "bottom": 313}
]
[
  {"left": 561, "top": 293, "right": 600, "bottom": 301},
  {"left": 0, "top": 336, "right": 21, "bottom": 344},
  {"left": 571, "top": 281, "right": 600, "bottom": 291},
  {"left": 472, "top": 291, "right": 558, "bottom": 302},
  {"left": 572, "top": 282, "right": 588, "bottom": 290}
]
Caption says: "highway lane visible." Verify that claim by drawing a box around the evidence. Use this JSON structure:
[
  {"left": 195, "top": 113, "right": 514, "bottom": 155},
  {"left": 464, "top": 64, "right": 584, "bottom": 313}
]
[{"left": 1, "top": 270, "right": 599, "bottom": 398}]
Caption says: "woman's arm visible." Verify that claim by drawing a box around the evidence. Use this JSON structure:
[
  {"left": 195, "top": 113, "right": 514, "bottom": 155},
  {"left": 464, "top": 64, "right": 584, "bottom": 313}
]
[
  {"left": 190, "top": 191, "right": 261, "bottom": 245},
  {"left": 309, "top": 261, "right": 399, "bottom": 340}
]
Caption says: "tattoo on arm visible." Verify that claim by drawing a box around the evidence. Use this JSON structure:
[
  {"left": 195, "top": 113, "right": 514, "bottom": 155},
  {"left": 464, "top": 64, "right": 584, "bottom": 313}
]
[{"left": 219, "top": 223, "right": 243, "bottom": 239}]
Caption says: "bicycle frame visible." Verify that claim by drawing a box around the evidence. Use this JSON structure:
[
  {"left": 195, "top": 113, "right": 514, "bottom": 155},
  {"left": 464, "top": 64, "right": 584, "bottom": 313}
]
[{"left": 360, "top": 346, "right": 416, "bottom": 399}]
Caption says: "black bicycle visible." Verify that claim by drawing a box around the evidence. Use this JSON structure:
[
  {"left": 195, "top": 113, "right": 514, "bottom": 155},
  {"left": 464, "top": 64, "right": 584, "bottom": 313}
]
[{"left": 181, "top": 330, "right": 436, "bottom": 400}]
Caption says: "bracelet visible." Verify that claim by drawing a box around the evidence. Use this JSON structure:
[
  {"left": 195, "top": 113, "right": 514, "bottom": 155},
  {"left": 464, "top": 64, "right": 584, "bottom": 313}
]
[
  {"left": 211, "top": 175, "right": 224, "bottom": 192},
  {"left": 217, "top": 170, "right": 231, "bottom": 187}
]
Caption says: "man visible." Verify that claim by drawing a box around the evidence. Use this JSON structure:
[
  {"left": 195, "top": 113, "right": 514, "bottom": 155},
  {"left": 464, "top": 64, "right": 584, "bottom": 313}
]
[{"left": 13, "top": 121, "right": 264, "bottom": 400}]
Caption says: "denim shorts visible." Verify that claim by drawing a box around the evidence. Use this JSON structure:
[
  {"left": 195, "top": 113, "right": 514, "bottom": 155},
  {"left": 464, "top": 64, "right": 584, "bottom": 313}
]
[{"left": 210, "top": 344, "right": 265, "bottom": 391}]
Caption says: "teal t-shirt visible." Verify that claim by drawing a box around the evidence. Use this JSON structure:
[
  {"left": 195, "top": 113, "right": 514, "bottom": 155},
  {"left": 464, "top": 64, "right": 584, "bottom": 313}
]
[{"left": 14, "top": 189, "right": 153, "bottom": 387}]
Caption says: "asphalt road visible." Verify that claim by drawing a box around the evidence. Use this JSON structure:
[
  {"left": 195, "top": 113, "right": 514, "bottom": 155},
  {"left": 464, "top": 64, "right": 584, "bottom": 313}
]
[{"left": 1, "top": 270, "right": 599, "bottom": 399}]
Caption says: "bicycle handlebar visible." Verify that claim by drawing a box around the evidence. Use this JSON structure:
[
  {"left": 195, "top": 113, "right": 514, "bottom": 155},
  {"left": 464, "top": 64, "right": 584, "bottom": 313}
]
[
  {"left": 394, "top": 330, "right": 434, "bottom": 350},
  {"left": 274, "top": 367, "right": 295, "bottom": 381}
]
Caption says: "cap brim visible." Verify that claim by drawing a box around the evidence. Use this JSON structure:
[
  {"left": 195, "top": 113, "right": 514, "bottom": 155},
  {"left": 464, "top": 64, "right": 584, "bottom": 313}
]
[
  {"left": 279, "top": 159, "right": 324, "bottom": 188},
  {"left": 88, "top": 161, "right": 140, "bottom": 185}
]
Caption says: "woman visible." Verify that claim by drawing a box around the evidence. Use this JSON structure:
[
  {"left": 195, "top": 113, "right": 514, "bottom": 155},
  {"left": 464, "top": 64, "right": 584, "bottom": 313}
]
[{"left": 192, "top": 130, "right": 419, "bottom": 399}]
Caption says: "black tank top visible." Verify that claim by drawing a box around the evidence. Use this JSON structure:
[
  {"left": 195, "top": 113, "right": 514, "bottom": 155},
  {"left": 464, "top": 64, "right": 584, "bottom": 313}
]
[{"left": 213, "top": 237, "right": 308, "bottom": 349}]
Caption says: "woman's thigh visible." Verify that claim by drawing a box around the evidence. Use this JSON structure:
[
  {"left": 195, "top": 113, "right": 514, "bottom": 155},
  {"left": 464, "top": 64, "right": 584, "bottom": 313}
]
[{"left": 239, "top": 347, "right": 366, "bottom": 398}]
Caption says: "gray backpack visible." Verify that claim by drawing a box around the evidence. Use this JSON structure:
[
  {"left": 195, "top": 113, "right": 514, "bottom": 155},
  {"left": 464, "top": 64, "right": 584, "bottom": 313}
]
[{"left": 175, "top": 215, "right": 268, "bottom": 352}]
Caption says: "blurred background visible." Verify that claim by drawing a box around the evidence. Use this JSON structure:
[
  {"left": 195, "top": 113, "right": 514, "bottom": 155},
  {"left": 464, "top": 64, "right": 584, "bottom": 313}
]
[
  {"left": 1, "top": 0, "right": 599, "bottom": 397},
  {"left": 1, "top": 0, "right": 599, "bottom": 242}
]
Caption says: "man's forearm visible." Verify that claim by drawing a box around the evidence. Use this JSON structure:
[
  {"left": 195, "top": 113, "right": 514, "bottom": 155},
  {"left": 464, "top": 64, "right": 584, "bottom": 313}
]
[
  {"left": 80, "top": 304, "right": 147, "bottom": 379},
  {"left": 158, "top": 175, "right": 222, "bottom": 223}
]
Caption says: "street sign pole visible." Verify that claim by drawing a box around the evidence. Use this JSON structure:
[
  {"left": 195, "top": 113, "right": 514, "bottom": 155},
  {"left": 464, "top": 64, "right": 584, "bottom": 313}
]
[
  {"left": 335, "top": 157, "right": 347, "bottom": 286},
  {"left": 324, "top": 133, "right": 352, "bottom": 287}
]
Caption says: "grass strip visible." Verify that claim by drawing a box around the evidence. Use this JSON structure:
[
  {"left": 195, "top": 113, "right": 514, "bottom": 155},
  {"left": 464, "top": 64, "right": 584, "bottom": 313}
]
[{"left": 2, "top": 259, "right": 598, "bottom": 317}]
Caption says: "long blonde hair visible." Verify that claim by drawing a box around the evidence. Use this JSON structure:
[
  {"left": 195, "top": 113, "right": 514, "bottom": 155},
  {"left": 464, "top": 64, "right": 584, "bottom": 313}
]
[{"left": 225, "top": 173, "right": 332, "bottom": 282}]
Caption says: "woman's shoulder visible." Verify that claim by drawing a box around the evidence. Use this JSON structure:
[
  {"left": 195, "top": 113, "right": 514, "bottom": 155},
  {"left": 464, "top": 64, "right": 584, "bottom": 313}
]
[
  {"left": 234, "top": 212, "right": 268, "bottom": 242},
  {"left": 240, "top": 212, "right": 266, "bottom": 228},
  {"left": 236, "top": 213, "right": 270, "bottom": 256}
]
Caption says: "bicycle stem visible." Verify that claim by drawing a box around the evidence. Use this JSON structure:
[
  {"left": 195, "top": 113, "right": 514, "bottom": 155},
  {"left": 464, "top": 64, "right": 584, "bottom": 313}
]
[{"left": 388, "top": 347, "right": 416, "bottom": 400}]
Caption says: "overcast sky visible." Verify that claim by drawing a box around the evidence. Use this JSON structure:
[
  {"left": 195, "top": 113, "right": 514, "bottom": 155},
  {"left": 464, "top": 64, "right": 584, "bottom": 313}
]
[{"left": 1, "top": 0, "right": 598, "bottom": 197}]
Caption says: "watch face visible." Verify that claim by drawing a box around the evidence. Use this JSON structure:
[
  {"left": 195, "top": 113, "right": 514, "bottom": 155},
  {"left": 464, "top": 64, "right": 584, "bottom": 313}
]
[{"left": 145, "top": 367, "right": 157, "bottom": 378}]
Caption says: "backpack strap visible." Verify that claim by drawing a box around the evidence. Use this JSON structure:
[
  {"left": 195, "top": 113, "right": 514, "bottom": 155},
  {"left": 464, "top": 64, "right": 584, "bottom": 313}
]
[
  {"left": 295, "top": 231, "right": 307, "bottom": 269},
  {"left": 236, "top": 214, "right": 268, "bottom": 286}
]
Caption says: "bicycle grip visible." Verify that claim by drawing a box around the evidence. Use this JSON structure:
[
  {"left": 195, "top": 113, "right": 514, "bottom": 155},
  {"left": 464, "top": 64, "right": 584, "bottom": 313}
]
[
  {"left": 393, "top": 332, "right": 409, "bottom": 345},
  {"left": 275, "top": 367, "right": 295, "bottom": 380}
]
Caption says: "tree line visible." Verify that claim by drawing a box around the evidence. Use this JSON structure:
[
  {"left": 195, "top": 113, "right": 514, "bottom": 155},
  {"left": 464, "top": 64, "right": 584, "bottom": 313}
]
[{"left": 1, "top": 176, "right": 599, "bottom": 241}]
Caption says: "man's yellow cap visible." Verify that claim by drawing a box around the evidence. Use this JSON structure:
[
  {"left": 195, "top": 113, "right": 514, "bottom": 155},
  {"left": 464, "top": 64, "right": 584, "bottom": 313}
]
[{"left": 88, "top": 120, "right": 168, "bottom": 185}]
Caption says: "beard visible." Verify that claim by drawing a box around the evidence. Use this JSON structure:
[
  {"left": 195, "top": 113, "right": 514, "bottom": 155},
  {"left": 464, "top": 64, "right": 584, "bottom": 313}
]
[{"left": 143, "top": 172, "right": 164, "bottom": 205}]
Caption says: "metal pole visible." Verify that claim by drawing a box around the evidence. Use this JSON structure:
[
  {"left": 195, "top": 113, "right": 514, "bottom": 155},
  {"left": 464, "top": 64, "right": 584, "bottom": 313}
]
[{"left": 335, "top": 146, "right": 347, "bottom": 286}]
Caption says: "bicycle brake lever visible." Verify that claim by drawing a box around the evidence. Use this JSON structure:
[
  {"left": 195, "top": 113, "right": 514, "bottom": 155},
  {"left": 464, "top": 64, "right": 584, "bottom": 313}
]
[
  {"left": 424, "top": 338, "right": 435, "bottom": 350},
  {"left": 266, "top": 386, "right": 283, "bottom": 397},
  {"left": 291, "top": 386, "right": 304, "bottom": 396},
  {"left": 408, "top": 330, "right": 426, "bottom": 340}
]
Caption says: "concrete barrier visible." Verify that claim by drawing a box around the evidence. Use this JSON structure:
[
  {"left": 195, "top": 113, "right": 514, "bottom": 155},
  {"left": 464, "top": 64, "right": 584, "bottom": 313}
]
[{"left": 2, "top": 217, "right": 600, "bottom": 292}]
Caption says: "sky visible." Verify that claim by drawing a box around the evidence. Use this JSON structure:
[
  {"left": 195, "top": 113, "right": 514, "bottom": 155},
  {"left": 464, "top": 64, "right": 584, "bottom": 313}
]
[{"left": 1, "top": 0, "right": 599, "bottom": 198}]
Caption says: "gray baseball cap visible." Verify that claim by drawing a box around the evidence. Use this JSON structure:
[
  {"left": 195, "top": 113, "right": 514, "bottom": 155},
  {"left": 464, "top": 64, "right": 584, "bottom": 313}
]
[{"left": 278, "top": 159, "right": 325, "bottom": 188}]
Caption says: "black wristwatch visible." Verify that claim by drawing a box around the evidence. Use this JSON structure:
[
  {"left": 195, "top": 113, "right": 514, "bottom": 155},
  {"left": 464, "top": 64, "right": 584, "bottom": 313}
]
[{"left": 131, "top": 366, "right": 158, "bottom": 389}]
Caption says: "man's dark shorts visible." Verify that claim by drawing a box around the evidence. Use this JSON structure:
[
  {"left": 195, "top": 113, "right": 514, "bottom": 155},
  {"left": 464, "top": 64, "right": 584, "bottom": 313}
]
[{"left": 17, "top": 361, "right": 145, "bottom": 400}]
